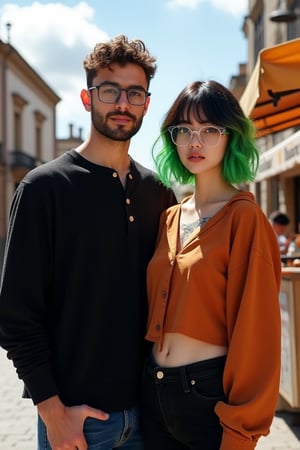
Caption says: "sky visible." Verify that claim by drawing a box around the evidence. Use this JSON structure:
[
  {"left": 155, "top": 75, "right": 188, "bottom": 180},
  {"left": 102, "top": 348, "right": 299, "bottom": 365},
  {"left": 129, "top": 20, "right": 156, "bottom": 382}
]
[{"left": 0, "top": 0, "right": 248, "bottom": 169}]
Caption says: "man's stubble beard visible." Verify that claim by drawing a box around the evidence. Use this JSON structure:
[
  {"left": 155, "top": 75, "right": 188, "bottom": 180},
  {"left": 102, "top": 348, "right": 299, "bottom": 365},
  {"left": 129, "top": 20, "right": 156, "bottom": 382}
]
[{"left": 91, "top": 107, "right": 144, "bottom": 142}]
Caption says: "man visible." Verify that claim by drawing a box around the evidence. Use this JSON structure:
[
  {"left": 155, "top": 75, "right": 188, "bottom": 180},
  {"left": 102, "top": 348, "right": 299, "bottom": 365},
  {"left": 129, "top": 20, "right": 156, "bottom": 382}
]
[
  {"left": 0, "top": 35, "right": 176, "bottom": 450},
  {"left": 269, "top": 210, "right": 293, "bottom": 255}
]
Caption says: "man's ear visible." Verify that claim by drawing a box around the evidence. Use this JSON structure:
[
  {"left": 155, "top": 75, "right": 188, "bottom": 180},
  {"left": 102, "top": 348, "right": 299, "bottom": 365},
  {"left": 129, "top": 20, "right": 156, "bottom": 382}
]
[
  {"left": 80, "top": 89, "right": 91, "bottom": 110},
  {"left": 143, "top": 95, "right": 151, "bottom": 116}
]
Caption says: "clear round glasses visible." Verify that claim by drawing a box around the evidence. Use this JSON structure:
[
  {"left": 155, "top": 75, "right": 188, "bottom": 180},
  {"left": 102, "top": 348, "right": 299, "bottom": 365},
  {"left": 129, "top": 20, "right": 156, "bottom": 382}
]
[
  {"left": 88, "top": 82, "right": 151, "bottom": 106},
  {"left": 168, "top": 125, "right": 229, "bottom": 147}
]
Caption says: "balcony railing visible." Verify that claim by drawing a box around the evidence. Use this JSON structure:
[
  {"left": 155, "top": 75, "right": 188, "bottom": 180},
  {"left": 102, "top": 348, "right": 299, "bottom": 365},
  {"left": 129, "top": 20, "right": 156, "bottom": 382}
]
[{"left": 8, "top": 150, "right": 39, "bottom": 170}]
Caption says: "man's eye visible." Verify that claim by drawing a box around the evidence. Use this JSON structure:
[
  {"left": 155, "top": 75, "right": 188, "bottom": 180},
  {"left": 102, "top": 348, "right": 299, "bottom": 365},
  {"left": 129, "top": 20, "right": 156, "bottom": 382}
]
[
  {"left": 128, "top": 90, "right": 143, "bottom": 98},
  {"left": 103, "top": 87, "right": 118, "bottom": 95}
]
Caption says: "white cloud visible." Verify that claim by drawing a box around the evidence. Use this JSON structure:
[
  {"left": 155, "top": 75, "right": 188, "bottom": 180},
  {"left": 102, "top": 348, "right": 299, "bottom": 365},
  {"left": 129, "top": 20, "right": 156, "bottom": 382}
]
[
  {"left": 0, "top": 2, "right": 109, "bottom": 138},
  {"left": 167, "top": 0, "right": 204, "bottom": 9},
  {"left": 211, "top": 0, "right": 247, "bottom": 16},
  {"left": 167, "top": 0, "right": 247, "bottom": 16}
]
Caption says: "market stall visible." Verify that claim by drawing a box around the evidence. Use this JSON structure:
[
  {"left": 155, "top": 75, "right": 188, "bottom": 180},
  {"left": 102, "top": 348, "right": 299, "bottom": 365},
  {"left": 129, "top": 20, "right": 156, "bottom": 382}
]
[{"left": 280, "top": 267, "right": 300, "bottom": 407}]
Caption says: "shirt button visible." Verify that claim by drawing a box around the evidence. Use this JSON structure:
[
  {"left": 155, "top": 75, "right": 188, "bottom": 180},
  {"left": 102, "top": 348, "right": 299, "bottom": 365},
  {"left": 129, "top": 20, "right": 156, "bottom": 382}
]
[
  {"left": 161, "top": 290, "right": 167, "bottom": 299},
  {"left": 155, "top": 324, "right": 161, "bottom": 331},
  {"left": 129, "top": 216, "right": 134, "bottom": 222},
  {"left": 128, "top": 173, "right": 133, "bottom": 180},
  {"left": 156, "top": 370, "right": 164, "bottom": 380},
  {"left": 112, "top": 172, "right": 118, "bottom": 178},
  {"left": 126, "top": 198, "right": 131, "bottom": 205}
]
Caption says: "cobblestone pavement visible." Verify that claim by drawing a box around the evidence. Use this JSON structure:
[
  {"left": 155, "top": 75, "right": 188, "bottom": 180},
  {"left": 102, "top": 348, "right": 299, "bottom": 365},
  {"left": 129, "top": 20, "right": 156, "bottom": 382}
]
[
  {"left": 0, "top": 347, "right": 36, "bottom": 449},
  {"left": 1, "top": 347, "right": 300, "bottom": 449}
]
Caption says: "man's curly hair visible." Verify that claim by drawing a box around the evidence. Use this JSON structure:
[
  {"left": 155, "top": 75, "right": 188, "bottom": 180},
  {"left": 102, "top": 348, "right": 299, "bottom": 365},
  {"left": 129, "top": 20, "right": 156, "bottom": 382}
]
[{"left": 83, "top": 34, "right": 157, "bottom": 88}]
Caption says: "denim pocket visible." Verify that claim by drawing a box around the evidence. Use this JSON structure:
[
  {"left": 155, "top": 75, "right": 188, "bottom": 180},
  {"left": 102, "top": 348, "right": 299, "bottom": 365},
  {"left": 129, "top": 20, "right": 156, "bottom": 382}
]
[{"left": 189, "top": 371, "right": 226, "bottom": 402}]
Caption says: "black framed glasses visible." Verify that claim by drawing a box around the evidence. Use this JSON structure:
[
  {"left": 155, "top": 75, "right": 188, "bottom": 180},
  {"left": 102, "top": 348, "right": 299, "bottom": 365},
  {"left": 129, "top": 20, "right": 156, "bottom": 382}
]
[
  {"left": 168, "top": 125, "right": 229, "bottom": 147},
  {"left": 88, "top": 82, "right": 151, "bottom": 106}
]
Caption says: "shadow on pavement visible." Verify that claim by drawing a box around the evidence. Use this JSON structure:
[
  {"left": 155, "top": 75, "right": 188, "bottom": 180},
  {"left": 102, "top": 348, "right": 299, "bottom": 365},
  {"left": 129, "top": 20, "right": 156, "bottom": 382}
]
[{"left": 277, "top": 411, "right": 300, "bottom": 440}]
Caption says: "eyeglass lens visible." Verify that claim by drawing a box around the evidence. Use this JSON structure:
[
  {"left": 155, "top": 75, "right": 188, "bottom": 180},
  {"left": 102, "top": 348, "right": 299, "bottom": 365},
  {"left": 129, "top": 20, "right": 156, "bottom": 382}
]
[
  {"left": 97, "top": 83, "right": 147, "bottom": 106},
  {"left": 170, "top": 126, "right": 223, "bottom": 147}
]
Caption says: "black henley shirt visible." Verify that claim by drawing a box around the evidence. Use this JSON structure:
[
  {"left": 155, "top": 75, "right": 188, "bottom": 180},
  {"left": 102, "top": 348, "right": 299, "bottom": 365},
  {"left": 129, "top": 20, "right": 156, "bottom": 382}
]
[{"left": 0, "top": 149, "right": 176, "bottom": 411}]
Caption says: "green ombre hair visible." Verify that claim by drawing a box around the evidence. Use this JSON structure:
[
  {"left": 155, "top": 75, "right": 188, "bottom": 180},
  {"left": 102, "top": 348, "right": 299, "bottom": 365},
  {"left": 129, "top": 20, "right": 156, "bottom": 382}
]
[{"left": 153, "top": 80, "right": 259, "bottom": 187}]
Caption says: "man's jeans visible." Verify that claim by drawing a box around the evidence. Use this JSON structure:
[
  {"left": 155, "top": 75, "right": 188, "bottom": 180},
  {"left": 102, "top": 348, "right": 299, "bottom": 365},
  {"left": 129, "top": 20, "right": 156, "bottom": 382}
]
[{"left": 37, "top": 406, "right": 144, "bottom": 449}]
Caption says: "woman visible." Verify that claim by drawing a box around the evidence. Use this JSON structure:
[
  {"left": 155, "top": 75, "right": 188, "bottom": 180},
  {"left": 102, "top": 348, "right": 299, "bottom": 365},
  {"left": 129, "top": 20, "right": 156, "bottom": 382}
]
[{"left": 141, "top": 80, "right": 282, "bottom": 450}]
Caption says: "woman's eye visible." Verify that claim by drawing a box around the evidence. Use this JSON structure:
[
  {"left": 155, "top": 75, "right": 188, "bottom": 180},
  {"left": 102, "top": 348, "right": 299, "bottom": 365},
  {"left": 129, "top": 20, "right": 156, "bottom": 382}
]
[
  {"left": 178, "top": 127, "right": 190, "bottom": 135},
  {"left": 205, "top": 127, "right": 218, "bottom": 134}
]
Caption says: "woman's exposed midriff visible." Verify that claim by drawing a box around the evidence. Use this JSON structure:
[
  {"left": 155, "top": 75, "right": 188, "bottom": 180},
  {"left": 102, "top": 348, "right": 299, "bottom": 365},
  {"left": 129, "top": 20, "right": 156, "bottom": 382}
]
[{"left": 152, "top": 332, "right": 227, "bottom": 367}]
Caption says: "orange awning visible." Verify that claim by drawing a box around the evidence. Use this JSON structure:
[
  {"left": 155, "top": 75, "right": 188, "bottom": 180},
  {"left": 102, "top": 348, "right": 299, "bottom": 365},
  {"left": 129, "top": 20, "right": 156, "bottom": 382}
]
[{"left": 240, "top": 38, "right": 300, "bottom": 137}]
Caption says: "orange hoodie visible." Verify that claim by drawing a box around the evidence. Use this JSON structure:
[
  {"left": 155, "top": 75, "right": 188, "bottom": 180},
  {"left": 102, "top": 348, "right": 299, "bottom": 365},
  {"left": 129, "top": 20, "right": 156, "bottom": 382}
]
[{"left": 146, "top": 191, "right": 282, "bottom": 450}]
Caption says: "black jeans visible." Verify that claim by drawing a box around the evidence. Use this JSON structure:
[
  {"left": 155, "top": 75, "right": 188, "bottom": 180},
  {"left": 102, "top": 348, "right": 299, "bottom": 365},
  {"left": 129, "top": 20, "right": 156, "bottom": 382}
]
[{"left": 141, "top": 354, "right": 227, "bottom": 450}]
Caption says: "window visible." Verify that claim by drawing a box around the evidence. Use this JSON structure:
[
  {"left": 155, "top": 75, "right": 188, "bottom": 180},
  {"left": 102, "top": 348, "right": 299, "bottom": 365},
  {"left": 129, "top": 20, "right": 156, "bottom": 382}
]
[
  {"left": 12, "top": 93, "right": 27, "bottom": 151},
  {"left": 254, "top": 9, "right": 265, "bottom": 59},
  {"left": 34, "top": 111, "right": 46, "bottom": 163},
  {"left": 287, "top": 0, "right": 300, "bottom": 40}
]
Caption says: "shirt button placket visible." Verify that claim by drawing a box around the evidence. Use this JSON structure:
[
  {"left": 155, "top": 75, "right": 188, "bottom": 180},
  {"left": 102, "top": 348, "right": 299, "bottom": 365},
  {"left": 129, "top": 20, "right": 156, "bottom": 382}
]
[
  {"left": 156, "top": 370, "right": 164, "bottom": 380},
  {"left": 126, "top": 173, "right": 135, "bottom": 224},
  {"left": 155, "top": 290, "right": 167, "bottom": 337}
]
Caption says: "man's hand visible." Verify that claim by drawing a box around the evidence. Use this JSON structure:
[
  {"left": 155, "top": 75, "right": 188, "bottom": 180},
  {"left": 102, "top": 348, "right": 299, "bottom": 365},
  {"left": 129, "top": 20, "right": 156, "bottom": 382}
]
[{"left": 37, "top": 395, "right": 109, "bottom": 450}]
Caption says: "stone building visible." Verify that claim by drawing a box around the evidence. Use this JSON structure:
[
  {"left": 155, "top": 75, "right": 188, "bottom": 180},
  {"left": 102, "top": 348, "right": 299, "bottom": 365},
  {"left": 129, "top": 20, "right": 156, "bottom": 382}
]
[{"left": 231, "top": 0, "right": 300, "bottom": 233}]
